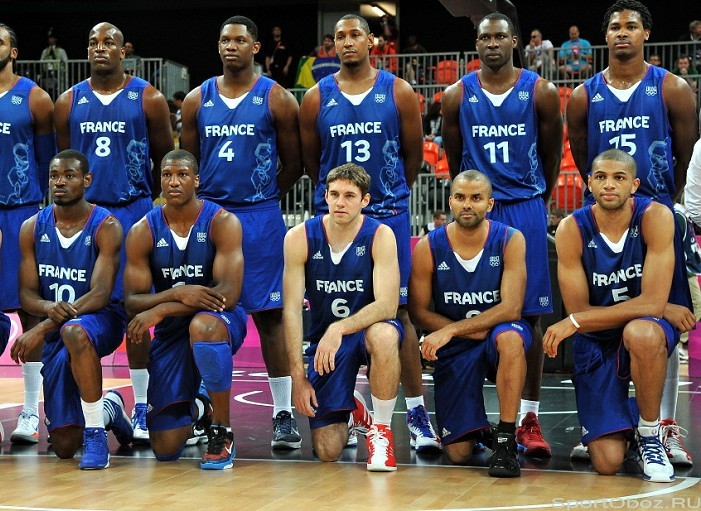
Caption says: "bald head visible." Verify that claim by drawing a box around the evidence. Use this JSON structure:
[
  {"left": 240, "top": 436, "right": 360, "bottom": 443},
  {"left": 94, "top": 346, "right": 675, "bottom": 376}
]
[{"left": 89, "top": 22, "right": 124, "bottom": 46}]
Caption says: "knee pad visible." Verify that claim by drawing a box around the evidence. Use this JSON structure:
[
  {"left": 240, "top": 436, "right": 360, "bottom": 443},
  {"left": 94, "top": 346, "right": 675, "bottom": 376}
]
[
  {"left": 192, "top": 341, "right": 232, "bottom": 393},
  {"left": 155, "top": 446, "right": 184, "bottom": 462}
]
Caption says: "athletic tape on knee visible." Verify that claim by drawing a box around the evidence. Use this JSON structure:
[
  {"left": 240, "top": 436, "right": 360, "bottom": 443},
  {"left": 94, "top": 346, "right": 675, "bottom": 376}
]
[{"left": 192, "top": 341, "right": 232, "bottom": 393}]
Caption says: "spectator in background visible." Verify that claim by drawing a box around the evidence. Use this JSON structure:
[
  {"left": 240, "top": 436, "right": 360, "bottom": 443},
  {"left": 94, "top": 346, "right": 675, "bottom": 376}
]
[
  {"left": 402, "top": 35, "right": 427, "bottom": 85},
  {"left": 418, "top": 210, "right": 447, "bottom": 237},
  {"left": 379, "top": 14, "right": 398, "bottom": 50},
  {"left": 172, "top": 91, "right": 185, "bottom": 142},
  {"left": 672, "top": 54, "right": 700, "bottom": 94},
  {"left": 370, "top": 34, "right": 397, "bottom": 73},
  {"left": 558, "top": 25, "right": 592, "bottom": 80},
  {"left": 123, "top": 41, "right": 143, "bottom": 76},
  {"left": 311, "top": 34, "right": 335, "bottom": 57},
  {"left": 423, "top": 98, "right": 443, "bottom": 147},
  {"left": 264, "top": 25, "right": 293, "bottom": 88},
  {"left": 678, "top": 20, "right": 701, "bottom": 69},
  {"left": 525, "top": 29, "right": 555, "bottom": 77},
  {"left": 648, "top": 53, "right": 662, "bottom": 67},
  {"left": 309, "top": 34, "right": 340, "bottom": 82},
  {"left": 39, "top": 28, "right": 68, "bottom": 100}
]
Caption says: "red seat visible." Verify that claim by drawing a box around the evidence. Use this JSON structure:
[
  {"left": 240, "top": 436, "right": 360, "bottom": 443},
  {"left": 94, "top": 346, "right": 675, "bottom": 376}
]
[
  {"left": 423, "top": 141, "right": 441, "bottom": 168},
  {"left": 553, "top": 172, "right": 583, "bottom": 212},
  {"left": 559, "top": 86, "right": 573, "bottom": 115},
  {"left": 415, "top": 92, "right": 426, "bottom": 115},
  {"left": 435, "top": 157, "right": 450, "bottom": 178},
  {"left": 434, "top": 60, "right": 458, "bottom": 84},
  {"left": 466, "top": 59, "right": 480, "bottom": 74}
]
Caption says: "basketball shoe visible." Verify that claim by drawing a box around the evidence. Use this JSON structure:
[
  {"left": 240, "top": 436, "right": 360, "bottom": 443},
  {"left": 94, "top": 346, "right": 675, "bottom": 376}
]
[
  {"left": 489, "top": 432, "right": 520, "bottom": 478},
  {"left": 660, "top": 419, "right": 693, "bottom": 466},
  {"left": 366, "top": 424, "right": 397, "bottom": 472},
  {"left": 201, "top": 425, "right": 235, "bottom": 470},
  {"left": 187, "top": 393, "right": 212, "bottom": 446},
  {"left": 104, "top": 390, "right": 134, "bottom": 446},
  {"left": 271, "top": 411, "right": 302, "bottom": 449},
  {"left": 79, "top": 428, "right": 109, "bottom": 470},
  {"left": 516, "top": 412, "right": 551, "bottom": 457},
  {"left": 637, "top": 428, "right": 675, "bottom": 482},
  {"left": 349, "top": 390, "right": 373, "bottom": 435},
  {"left": 407, "top": 405, "right": 442, "bottom": 452},
  {"left": 131, "top": 403, "right": 149, "bottom": 444},
  {"left": 10, "top": 410, "right": 40, "bottom": 444}
]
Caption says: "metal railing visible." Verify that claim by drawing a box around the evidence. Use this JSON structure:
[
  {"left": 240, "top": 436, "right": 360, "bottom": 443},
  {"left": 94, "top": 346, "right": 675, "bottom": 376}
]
[{"left": 14, "top": 58, "right": 190, "bottom": 100}]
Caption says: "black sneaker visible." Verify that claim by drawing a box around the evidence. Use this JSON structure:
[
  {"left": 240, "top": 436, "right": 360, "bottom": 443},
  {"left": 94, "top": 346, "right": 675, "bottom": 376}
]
[
  {"left": 186, "top": 393, "right": 212, "bottom": 446},
  {"left": 271, "top": 411, "right": 302, "bottom": 450},
  {"left": 489, "top": 432, "right": 521, "bottom": 478}
]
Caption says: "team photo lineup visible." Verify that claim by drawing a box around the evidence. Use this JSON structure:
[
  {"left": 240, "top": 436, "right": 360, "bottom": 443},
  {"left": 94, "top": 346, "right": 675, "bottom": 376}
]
[{"left": 2, "top": 0, "right": 701, "bottom": 486}]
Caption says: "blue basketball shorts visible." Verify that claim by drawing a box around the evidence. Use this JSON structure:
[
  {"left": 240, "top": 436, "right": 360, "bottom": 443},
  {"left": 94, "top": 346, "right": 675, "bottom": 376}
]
[
  {"left": 0, "top": 311, "right": 10, "bottom": 356},
  {"left": 306, "top": 318, "right": 404, "bottom": 430},
  {"left": 487, "top": 198, "right": 552, "bottom": 315},
  {"left": 374, "top": 210, "right": 411, "bottom": 305},
  {"left": 433, "top": 319, "right": 532, "bottom": 445},
  {"left": 225, "top": 201, "right": 285, "bottom": 314},
  {"left": 0, "top": 205, "right": 39, "bottom": 310},
  {"left": 42, "top": 305, "right": 127, "bottom": 432},
  {"left": 573, "top": 317, "right": 678, "bottom": 445},
  {"left": 146, "top": 307, "right": 247, "bottom": 432}
]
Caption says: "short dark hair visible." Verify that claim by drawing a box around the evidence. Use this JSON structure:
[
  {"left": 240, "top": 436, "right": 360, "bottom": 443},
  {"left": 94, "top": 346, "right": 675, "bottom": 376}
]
[
  {"left": 433, "top": 210, "right": 446, "bottom": 219},
  {"left": 220, "top": 16, "right": 258, "bottom": 41},
  {"left": 162, "top": 149, "right": 199, "bottom": 175},
  {"left": 0, "top": 23, "right": 18, "bottom": 49},
  {"left": 52, "top": 149, "right": 90, "bottom": 175},
  {"left": 337, "top": 14, "right": 371, "bottom": 36},
  {"left": 173, "top": 91, "right": 186, "bottom": 101},
  {"left": 478, "top": 12, "right": 516, "bottom": 37},
  {"left": 323, "top": 33, "right": 333, "bottom": 41},
  {"left": 602, "top": 0, "right": 652, "bottom": 33},
  {"left": 452, "top": 169, "right": 493, "bottom": 197},
  {"left": 326, "top": 163, "right": 371, "bottom": 196},
  {"left": 592, "top": 148, "right": 637, "bottom": 177}
]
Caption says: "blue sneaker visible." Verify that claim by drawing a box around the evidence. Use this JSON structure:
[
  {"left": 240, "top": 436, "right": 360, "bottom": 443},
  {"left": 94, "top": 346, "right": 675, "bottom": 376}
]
[
  {"left": 79, "top": 428, "right": 109, "bottom": 470},
  {"left": 407, "top": 405, "right": 442, "bottom": 452},
  {"left": 131, "top": 403, "right": 149, "bottom": 445},
  {"left": 200, "top": 425, "right": 235, "bottom": 470},
  {"left": 104, "top": 390, "right": 134, "bottom": 446}
]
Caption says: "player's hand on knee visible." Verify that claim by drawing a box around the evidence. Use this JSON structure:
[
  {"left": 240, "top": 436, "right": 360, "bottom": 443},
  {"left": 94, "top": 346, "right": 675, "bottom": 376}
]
[
  {"left": 663, "top": 303, "right": 696, "bottom": 333},
  {"left": 420, "top": 329, "right": 451, "bottom": 361},
  {"left": 176, "top": 285, "right": 226, "bottom": 311}
]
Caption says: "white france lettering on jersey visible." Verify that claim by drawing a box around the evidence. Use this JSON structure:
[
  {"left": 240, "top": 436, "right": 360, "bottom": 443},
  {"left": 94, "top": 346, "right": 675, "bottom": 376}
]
[
  {"left": 38, "top": 264, "right": 87, "bottom": 282},
  {"left": 470, "top": 124, "right": 526, "bottom": 138},
  {"left": 0, "top": 122, "right": 11, "bottom": 134},
  {"left": 329, "top": 122, "right": 383, "bottom": 138},
  {"left": 591, "top": 264, "right": 643, "bottom": 286},
  {"left": 315, "top": 279, "right": 365, "bottom": 293},
  {"left": 204, "top": 124, "right": 255, "bottom": 137},
  {"left": 443, "top": 290, "right": 501, "bottom": 305},
  {"left": 161, "top": 265, "right": 204, "bottom": 279},
  {"left": 79, "top": 121, "right": 127, "bottom": 134},
  {"left": 598, "top": 116, "right": 650, "bottom": 134}
]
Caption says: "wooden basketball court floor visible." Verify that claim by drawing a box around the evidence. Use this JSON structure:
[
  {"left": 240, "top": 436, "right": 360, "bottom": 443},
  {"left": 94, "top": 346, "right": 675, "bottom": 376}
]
[{"left": 0, "top": 365, "right": 699, "bottom": 511}]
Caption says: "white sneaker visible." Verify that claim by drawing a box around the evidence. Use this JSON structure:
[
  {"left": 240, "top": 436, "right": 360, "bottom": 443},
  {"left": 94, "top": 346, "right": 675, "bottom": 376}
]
[
  {"left": 10, "top": 410, "right": 40, "bottom": 444},
  {"left": 345, "top": 430, "right": 358, "bottom": 447},
  {"left": 406, "top": 405, "right": 442, "bottom": 452},
  {"left": 660, "top": 419, "right": 693, "bottom": 466},
  {"left": 131, "top": 403, "right": 149, "bottom": 444},
  {"left": 570, "top": 442, "right": 590, "bottom": 460},
  {"left": 637, "top": 429, "right": 675, "bottom": 482},
  {"left": 366, "top": 424, "right": 397, "bottom": 472}
]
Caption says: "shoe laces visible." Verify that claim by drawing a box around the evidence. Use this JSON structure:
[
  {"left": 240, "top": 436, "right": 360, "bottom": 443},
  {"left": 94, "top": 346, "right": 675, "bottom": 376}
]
[
  {"left": 274, "top": 411, "right": 294, "bottom": 434},
  {"left": 207, "top": 427, "right": 227, "bottom": 455},
  {"left": 134, "top": 405, "right": 147, "bottom": 430},
  {"left": 520, "top": 416, "right": 544, "bottom": 439},
  {"left": 638, "top": 435, "right": 667, "bottom": 465},
  {"left": 368, "top": 426, "right": 390, "bottom": 448},
  {"left": 83, "top": 429, "right": 104, "bottom": 454},
  {"left": 408, "top": 406, "right": 431, "bottom": 432},
  {"left": 661, "top": 421, "right": 689, "bottom": 452}
]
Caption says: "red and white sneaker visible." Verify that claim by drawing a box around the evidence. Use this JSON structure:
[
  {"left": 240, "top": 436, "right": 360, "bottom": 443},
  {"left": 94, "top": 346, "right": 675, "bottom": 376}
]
[
  {"left": 349, "top": 390, "right": 373, "bottom": 436},
  {"left": 516, "top": 412, "right": 552, "bottom": 457},
  {"left": 366, "top": 424, "right": 397, "bottom": 472},
  {"left": 660, "top": 419, "right": 693, "bottom": 466}
]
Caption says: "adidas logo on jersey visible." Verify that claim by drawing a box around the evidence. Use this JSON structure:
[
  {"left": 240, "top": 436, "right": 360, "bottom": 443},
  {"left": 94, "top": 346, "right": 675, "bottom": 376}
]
[
  {"left": 40, "top": 233, "right": 51, "bottom": 243},
  {"left": 312, "top": 251, "right": 323, "bottom": 260},
  {"left": 442, "top": 427, "right": 451, "bottom": 437},
  {"left": 156, "top": 238, "right": 169, "bottom": 248},
  {"left": 326, "top": 98, "right": 338, "bottom": 107},
  {"left": 203, "top": 100, "right": 214, "bottom": 107},
  {"left": 587, "top": 240, "right": 598, "bottom": 248},
  {"left": 591, "top": 93, "right": 604, "bottom": 103},
  {"left": 77, "top": 96, "right": 89, "bottom": 105},
  {"left": 468, "top": 95, "right": 479, "bottom": 103},
  {"left": 437, "top": 261, "right": 450, "bottom": 270}
]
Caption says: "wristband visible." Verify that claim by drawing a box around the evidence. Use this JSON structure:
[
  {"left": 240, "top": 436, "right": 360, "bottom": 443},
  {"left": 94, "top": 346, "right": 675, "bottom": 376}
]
[{"left": 569, "top": 313, "right": 580, "bottom": 329}]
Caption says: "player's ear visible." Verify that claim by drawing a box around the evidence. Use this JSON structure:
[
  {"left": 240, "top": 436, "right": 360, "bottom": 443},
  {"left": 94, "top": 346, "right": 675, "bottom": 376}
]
[
  {"left": 361, "top": 192, "right": 371, "bottom": 207},
  {"left": 83, "top": 172, "right": 93, "bottom": 188}
]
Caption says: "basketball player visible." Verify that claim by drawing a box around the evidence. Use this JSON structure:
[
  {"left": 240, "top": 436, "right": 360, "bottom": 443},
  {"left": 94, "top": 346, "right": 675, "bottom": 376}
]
[
  {"left": 283, "top": 163, "right": 402, "bottom": 471},
  {"left": 441, "top": 12, "right": 563, "bottom": 457},
  {"left": 180, "top": 16, "right": 304, "bottom": 450},
  {"left": 566, "top": 0, "right": 698, "bottom": 464},
  {"left": 0, "top": 23, "right": 56, "bottom": 444},
  {"left": 409, "top": 170, "right": 531, "bottom": 478},
  {"left": 544, "top": 149, "right": 695, "bottom": 482},
  {"left": 124, "top": 150, "right": 247, "bottom": 470},
  {"left": 11, "top": 150, "right": 133, "bottom": 470},
  {"left": 54, "top": 22, "right": 174, "bottom": 444},
  {"left": 299, "top": 14, "right": 441, "bottom": 451}
]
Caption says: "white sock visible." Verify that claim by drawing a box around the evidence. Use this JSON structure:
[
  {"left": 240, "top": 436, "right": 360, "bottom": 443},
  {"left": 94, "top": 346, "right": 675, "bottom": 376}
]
[
  {"left": 130, "top": 369, "right": 149, "bottom": 404},
  {"left": 405, "top": 396, "right": 424, "bottom": 411},
  {"left": 519, "top": 399, "right": 539, "bottom": 424},
  {"left": 269, "top": 376, "right": 292, "bottom": 417},
  {"left": 22, "top": 362, "right": 43, "bottom": 416},
  {"left": 82, "top": 398, "right": 105, "bottom": 429},
  {"left": 372, "top": 395, "right": 397, "bottom": 426},
  {"left": 638, "top": 417, "right": 660, "bottom": 437}
]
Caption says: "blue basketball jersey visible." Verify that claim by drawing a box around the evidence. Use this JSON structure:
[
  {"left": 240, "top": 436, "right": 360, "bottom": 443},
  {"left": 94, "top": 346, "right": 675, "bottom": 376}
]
[
  {"left": 458, "top": 70, "right": 545, "bottom": 201},
  {"left": 304, "top": 215, "right": 380, "bottom": 342},
  {"left": 68, "top": 77, "right": 152, "bottom": 206},
  {"left": 584, "top": 66, "right": 673, "bottom": 204},
  {"left": 146, "top": 200, "right": 221, "bottom": 340},
  {"left": 196, "top": 76, "right": 279, "bottom": 207},
  {"left": 315, "top": 71, "right": 408, "bottom": 217},
  {"left": 34, "top": 204, "right": 112, "bottom": 302},
  {"left": 0, "top": 77, "right": 44, "bottom": 206},
  {"left": 429, "top": 221, "right": 515, "bottom": 326}
]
